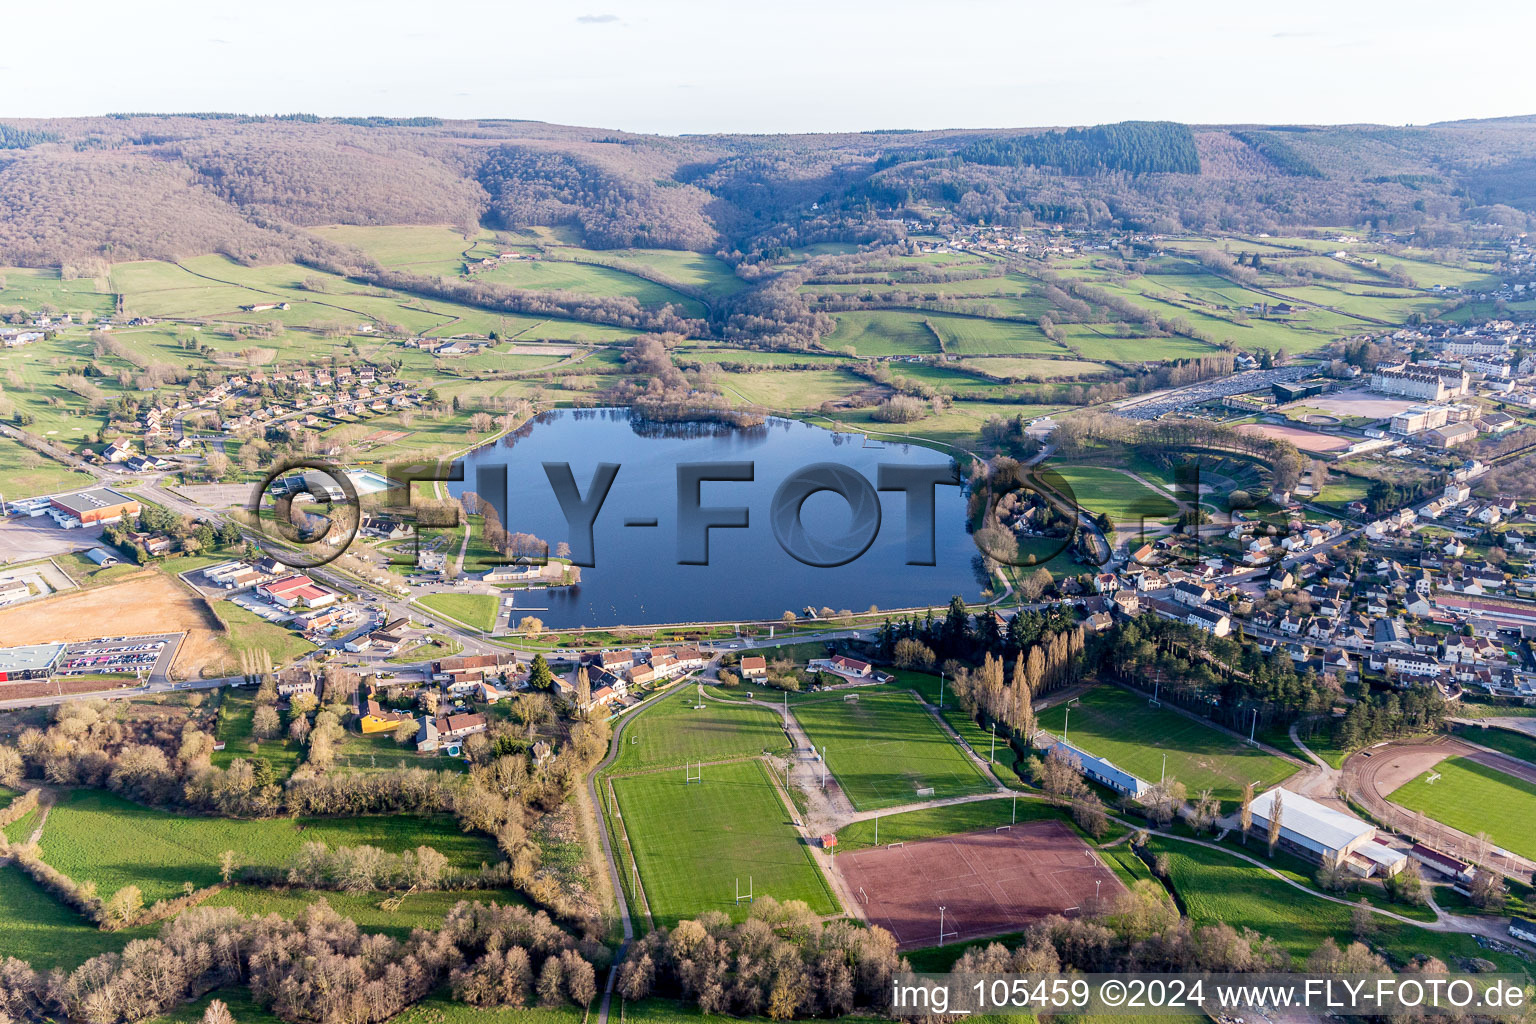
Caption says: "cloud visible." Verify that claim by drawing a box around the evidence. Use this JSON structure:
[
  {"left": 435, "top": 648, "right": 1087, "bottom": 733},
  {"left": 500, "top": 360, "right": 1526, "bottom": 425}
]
[
  {"left": 576, "top": 13, "right": 620, "bottom": 23},
  {"left": 1271, "top": 31, "right": 1319, "bottom": 38}
]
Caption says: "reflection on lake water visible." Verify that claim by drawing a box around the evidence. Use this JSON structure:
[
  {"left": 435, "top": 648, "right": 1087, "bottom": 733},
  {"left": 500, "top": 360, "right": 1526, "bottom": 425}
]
[{"left": 447, "top": 408, "right": 986, "bottom": 628}]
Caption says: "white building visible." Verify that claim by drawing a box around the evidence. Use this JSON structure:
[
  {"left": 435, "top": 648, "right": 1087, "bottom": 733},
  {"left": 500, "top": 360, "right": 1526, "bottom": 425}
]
[{"left": 1247, "top": 789, "right": 1385, "bottom": 870}]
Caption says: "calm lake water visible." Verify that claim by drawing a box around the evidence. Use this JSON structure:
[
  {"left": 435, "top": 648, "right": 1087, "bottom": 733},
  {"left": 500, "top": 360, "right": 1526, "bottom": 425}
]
[{"left": 449, "top": 409, "right": 984, "bottom": 628}]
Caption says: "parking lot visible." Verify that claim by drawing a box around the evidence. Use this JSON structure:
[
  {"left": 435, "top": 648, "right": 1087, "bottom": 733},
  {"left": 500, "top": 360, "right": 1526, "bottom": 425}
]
[
  {"left": 0, "top": 516, "right": 105, "bottom": 563},
  {"left": 59, "top": 635, "right": 172, "bottom": 677},
  {"left": 1115, "top": 366, "right": 1312, "bottom": 420}
]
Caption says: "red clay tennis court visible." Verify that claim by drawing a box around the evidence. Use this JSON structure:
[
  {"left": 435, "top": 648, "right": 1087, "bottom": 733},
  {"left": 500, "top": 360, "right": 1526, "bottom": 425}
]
[{"left": 835, "top": 819, "right": 1124, "bottom": 948}]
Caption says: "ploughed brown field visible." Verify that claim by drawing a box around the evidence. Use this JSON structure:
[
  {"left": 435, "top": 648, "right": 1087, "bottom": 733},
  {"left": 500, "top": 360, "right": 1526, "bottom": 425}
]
[{"left": 0, "top": 571, "right": 228, "bottom": 678}]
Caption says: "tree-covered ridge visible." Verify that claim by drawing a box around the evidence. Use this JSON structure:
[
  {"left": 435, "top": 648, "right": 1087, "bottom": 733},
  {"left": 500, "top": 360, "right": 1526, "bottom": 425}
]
[
  {"left": 0, "top": 124, "right": 59, "bottom": 150},
  {"left": 1231, "top": 130, "right": 1325, "bottom": 178},
  {"left": 958, "top": 121, "right": 1201, "bottom": 175}
]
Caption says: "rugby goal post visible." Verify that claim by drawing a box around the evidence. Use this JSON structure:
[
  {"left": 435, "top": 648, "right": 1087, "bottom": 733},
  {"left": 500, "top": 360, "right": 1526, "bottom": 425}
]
[{"left": 685, "top": 762, "right": 703, "bottom": 784}]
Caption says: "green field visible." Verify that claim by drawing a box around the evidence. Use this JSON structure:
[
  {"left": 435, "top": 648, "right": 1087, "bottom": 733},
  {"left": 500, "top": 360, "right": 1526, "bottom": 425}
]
[
  {"left": 0, "top": 436, "right": 95, "bottom": 499},
  {"left": 37, "top": 790, "right": 497, "bottom": 904},
  {"left": 611, "top": 688, "right": 791, "bottom": 772},
  {"left": 836, "top": 797, "right": 1067, "bottom": 850},
  {"left": 927, "top": 315, "right": 1064, "bottom": 355},
  {"left": 0, "top": 266, "right": 115, "bottom": 318},
  {"left": 1387, "top": 756, "right": 1536, "bottom": 861},
  {"left": 418, "top": 592, "right": 501, "bottom": 632},
  {"left": 1035, "top": 686, "right": 1298, "bottom": 801},
  {"left": 1153, "top": 838, "right": 1528, "bottom": 971},
  {"left": 310, "top": 223, "right": 486, "bottom": 271},
  {"left": 211, "top": 691, "right": 305, "bottom": 778},
  {"left": 723, "top": 368, "right": 861, "bottom": 408},
  {"left": 477, "top": 258, "right": 703, "bottom": 315},
  {"left": 209, "top": 601, "right": 314, "bottom": 666},
  {"left": 1049, "top": 465, "right": 1177, "bottom": 521},
  {"left": 823, "top": 310, "right": 941, "bottom": 356},
  {"left": 556, "top": 247, "right": 748, "bottom": 299},
  {"left": 0, "top": 865, "right": 153, "bottom": 970},
  {"left": 962, "top": 357, "right": 1112, "bottom": 380},
  {"left": 790, "top": 690, "right": 994, "bottom": 810},
  {"left": 612, "top": 759, "right": 836, "bottom": 927},
  {"left": 202, "top": 886, "right": 524, "bottom": 940},
  {"left": 390, "top": 997, "right": 584, "bottom": 1024}
]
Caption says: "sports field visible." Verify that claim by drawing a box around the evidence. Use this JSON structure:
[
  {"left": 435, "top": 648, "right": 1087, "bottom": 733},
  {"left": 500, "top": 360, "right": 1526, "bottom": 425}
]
[
  {"left": 612, "top": 689, "right": 790, "bottom": 771},
  {"left": 1034, "top": 686, "right": 1298, "bottom": 801},
  {"left": 837, "top": 819, "right": 1122, "bottom": 948},
  {"left": 1049, "top": 466, "right": 1177, "bottom": 521},
  {"left": 837, "top": 797, "right": 1067, "bottom": 851},
  {"left": 611, "top": 759, "right": 836, "bottom": 927},
  {"left": 1151, "top": 838, "right": 1528, "bottom": 971},
  {"left": 790, "top": 690, "right": 994, "bottom": 810},
  {"left": 1387, "top": 756, "right": 1536, "bottom": 861},
  {"left": 37, "top": 790, "right": 497, "bottom": 904}
]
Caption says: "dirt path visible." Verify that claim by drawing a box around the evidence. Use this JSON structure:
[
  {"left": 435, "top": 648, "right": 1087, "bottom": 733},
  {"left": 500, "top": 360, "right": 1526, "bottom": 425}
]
[
  {"left": 25, "top": 788, "right": 54, "bottom": 846},
  {"left": 1284, "top": 720, "right": 1347, "bottom": 810}
]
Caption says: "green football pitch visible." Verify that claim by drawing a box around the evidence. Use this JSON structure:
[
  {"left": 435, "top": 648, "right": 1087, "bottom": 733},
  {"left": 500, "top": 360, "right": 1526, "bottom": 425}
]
[
  {"left": 790, "top": 689, "right": 994, "bottom": 810},
  {"left": 1034, "top": 686, "right": 1298, "bottom": 801},
  {"left": 611, "top": 688, "right": 790, "bottom": 772},
  {"left": 1388, "top": 756, "right": 1536, "bottom": 861},
  {"left": 611, "top": 759, "right": 837, "bottom": 927}
]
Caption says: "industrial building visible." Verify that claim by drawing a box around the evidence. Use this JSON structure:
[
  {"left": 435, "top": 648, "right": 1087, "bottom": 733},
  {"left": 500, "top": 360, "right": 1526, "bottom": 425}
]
[
  {"left": 1247, "top": 788, "right": 1405, "bottom": 876},
  {"left": 48, "top": 487, "right": 141, "bottom": 527},
  {"left": 0, "top": 643, "right": 68, "bottom": 682}
]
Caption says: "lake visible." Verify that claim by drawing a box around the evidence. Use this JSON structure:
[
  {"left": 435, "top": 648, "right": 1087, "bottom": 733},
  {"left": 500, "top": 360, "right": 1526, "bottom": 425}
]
[{"left": 448, "top": 409, "right": 986, "bottom": 628}]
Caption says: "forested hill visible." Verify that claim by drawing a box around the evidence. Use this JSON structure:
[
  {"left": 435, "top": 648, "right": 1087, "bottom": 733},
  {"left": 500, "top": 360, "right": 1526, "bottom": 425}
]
[{"left": 0, "top": 113, "right": 1534, "bottom": 267}]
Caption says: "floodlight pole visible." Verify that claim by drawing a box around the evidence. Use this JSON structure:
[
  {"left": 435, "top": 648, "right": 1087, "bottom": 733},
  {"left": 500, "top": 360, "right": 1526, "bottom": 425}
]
[
  {"left": 939, "top": 905, "right": 946, "bottom": 946},
  {"left": 1153, "top": 680, "right": 1160, "bottom": 703},
  {"left": 1095, "top": 879, "right": 1101, "bottom": 913},
  {"left": 874, "top": 812, "right": 879, "bottom": 845},
  {"left": 1012, "top": 793, "right": 1017, "bottom": 824},
  {"left": 1249, "top": 707, "right": 1258, "bottom": 745},
  {"left": 1064, "top": 697, "right": 1079, "bottom": 743},
  {"left": 990, "top": 722, "right": 997, "bottom": 764},
  {"left": 938, "top": 671, "right": 944, "bottom": 709},
  {"left": 821, "top": 746, "right": 827, "bottom": 788},
  {"left": 1161, "top": 752, "right": 1167, "bottom": 784}
]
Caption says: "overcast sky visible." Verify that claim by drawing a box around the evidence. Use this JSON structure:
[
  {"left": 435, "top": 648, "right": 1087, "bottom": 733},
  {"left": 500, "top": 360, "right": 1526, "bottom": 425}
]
[{"left": 7, "top": 0, "right": 1534, "bottom": 134}]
